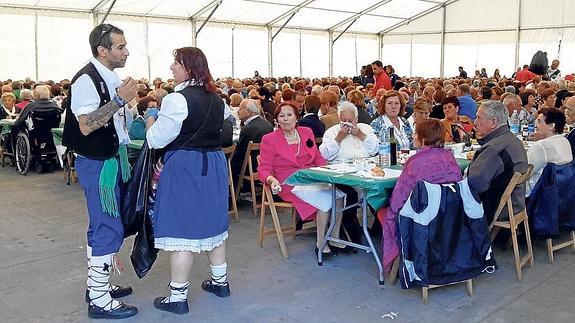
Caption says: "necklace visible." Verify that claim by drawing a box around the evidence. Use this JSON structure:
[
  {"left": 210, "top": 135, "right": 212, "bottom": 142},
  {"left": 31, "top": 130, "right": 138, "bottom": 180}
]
[
  {"left": 283, "top": 130, "right": 301, "bottom": 155},
  {"left": 283, "top": 130, "right": 297, "bottom": 141}
]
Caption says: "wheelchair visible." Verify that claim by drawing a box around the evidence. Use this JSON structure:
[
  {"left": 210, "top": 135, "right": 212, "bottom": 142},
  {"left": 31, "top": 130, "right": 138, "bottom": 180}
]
[{"left": 0, "top": 108, "right": 61, "bottom": 175}]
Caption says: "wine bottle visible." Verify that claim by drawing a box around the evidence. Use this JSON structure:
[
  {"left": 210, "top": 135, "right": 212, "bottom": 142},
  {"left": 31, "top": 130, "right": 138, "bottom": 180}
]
[{"left": 389, "top": 127, "right": 398, "bottom": 166}]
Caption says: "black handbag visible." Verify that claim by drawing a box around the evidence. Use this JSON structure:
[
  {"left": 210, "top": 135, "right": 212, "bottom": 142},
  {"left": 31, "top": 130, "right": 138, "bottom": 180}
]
[
  {"left": 121, "top": 140, "right": 153, "bottom": 237},
  {"left": 120, "top": 140, "right": 159, "bottom": 278},
  {"left": 130, "top": 206, "right": 158, "bottom": 278}
]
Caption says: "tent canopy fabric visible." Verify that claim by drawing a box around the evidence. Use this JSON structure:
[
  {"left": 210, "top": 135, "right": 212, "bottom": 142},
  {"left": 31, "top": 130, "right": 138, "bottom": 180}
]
[
  {"left": 0, "top": 0, "right": 573, "bottom": 80},
  {"left": 0, "top": 0, "right": 449, "bottom": 35}
]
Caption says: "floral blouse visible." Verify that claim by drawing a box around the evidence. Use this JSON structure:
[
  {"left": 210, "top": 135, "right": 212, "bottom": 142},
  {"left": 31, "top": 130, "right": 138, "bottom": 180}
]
[{"left": 370, "top": 114, "right": 413, "bottom": 149}]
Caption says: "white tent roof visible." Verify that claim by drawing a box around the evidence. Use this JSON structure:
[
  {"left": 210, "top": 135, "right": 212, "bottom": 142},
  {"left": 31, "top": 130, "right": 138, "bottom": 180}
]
[{"left": 0, "top": 0, "right": 450, "bottom": 34}]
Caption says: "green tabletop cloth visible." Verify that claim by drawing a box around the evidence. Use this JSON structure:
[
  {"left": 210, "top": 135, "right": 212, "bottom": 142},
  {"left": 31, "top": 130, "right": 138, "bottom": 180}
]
[
  {"left": 51, "top": 127, "right": 143, "bottom": 150},
  {"left": 0, "top": 119, "right": 15, "bottom": 136},
  {"left": 285, "top": 159, "right": 471, "bottom": 210}
]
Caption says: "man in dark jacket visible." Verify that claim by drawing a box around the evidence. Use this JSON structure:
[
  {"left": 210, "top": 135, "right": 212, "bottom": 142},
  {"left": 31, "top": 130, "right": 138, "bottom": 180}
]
[
  {"left": 468, "top": 100, "right": 528, "bottom": 223},
  {"left": 8, "top": 86, "right": 61, "bottom": 156},
  {"left": 13, "top": 85, "right": 61, "bottom": 129},
  {"left": 232, "top": 99, "right": 273, "bottom": 188},
  {"left": 458, "top": 66, "right": 468, "bottom": 78}
]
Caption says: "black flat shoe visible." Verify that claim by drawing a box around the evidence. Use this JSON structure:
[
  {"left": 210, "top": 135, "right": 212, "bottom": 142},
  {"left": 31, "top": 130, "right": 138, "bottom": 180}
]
[
  {"left": 85, "top": 285, "right": 133, "bottom": 303},
  {"left": 328, "top": 243, "right": 358, "bottom": 254},
  {"left": 314, "top": 246, "right": 338, "bottom": 258},
  {"left": 201, "top": 280, "right": 230, "bottom": 298},
  {"left": 153, "top": 297, "right": 189, "bottom": 315},
  {"left": 88, "top": 302, "right": 138, "bottom": 319}
]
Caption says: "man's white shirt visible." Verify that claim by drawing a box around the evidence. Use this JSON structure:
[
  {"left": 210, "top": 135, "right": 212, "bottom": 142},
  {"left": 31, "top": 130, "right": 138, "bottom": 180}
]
[{"left": 71, "top": 57, "right": 132, "bottom": 145}]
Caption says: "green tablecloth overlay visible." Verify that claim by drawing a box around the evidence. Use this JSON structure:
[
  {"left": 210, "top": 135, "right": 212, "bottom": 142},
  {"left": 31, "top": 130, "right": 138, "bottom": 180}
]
[
  {"left": 51, "top": 127, "right": 144, "bottom": 150},
  {"left": 0, "top": 119, "right": 15, "bottom": 136},
  {"left": 285, "top": 159, "right": 471, "bottom": 210}
]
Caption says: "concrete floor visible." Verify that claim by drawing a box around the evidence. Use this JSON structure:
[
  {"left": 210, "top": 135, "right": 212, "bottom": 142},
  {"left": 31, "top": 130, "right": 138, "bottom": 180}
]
[{"left": 1, "top": 166, "right": 574, "bottom": 323}]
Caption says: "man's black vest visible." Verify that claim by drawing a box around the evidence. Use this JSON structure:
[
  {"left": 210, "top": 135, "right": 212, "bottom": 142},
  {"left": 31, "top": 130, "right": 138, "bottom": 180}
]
[{"left": 62, "top": 63, "right": 119, "bottom": 160}]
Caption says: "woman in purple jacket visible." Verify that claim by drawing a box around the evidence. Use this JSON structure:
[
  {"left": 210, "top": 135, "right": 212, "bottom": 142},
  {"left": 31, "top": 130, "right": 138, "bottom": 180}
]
[{"left": 382, "top": 118, "right": 463, "bottom": 273}]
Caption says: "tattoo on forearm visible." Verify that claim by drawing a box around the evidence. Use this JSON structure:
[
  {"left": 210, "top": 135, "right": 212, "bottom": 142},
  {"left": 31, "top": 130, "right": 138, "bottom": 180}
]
[{"left": 83, "top": 100, "right": 121, "bottom": 133}]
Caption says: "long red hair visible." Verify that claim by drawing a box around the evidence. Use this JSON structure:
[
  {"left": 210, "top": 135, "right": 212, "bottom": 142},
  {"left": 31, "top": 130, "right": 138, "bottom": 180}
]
[{"left": 173, "top": 47, "right": 216, "bottom": 92}]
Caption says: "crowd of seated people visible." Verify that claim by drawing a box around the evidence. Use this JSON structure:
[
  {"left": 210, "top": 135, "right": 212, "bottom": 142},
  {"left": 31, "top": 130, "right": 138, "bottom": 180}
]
[{"left": 2, "top": 58, "right": 575, "bottom": 270}]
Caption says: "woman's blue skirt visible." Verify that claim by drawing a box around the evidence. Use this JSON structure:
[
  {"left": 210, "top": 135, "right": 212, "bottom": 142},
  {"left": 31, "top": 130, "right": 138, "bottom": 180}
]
[{"left": 153, "top": 149, "right": 228, "bottom": 244}]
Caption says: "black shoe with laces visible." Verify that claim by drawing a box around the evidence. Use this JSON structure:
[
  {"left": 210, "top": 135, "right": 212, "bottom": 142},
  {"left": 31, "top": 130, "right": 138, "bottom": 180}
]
[
  {"left": 87, "top": 302, "right": 138, "bottom": 319},
  {"left": 85, "top": 285, "right": 133, "bottom": 303},
  {"left": 153, "top": 297, "right": 189, "bottom": 315},
  {"left": 201, "top": 280, "right": 230, "bottom": 297}
]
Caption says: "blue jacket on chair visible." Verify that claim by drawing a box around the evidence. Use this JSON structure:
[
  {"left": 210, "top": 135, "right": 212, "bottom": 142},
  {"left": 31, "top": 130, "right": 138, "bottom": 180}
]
[
  {"left": 527, "top": 162, "right": 575, "bottom": 238},
  {"left": 398, "top": 178, "right": 497, "bottom": 289}
]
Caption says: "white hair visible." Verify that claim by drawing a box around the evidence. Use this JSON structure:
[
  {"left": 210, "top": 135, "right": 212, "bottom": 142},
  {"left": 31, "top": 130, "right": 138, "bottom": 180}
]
[
  {"left": 481, "top": 100, "right": 509, "bottom": 127},
  {"left": 337, "top": 101, "right": 358, "bottom": 119},
  {"left": 33, "top": 85, "right": 51, "bottom": 100},
  {"left": 243, "top": 99, "right": 260, "bottom": 114},
  {"left": 311, "top": 85, "right": 323, "bottom": 96},
  {"left": 19, "top": 89, "right": 33, "bottom": 100},
  {"left": 502, "top": 94, "right": 520, "bottom": 108}
]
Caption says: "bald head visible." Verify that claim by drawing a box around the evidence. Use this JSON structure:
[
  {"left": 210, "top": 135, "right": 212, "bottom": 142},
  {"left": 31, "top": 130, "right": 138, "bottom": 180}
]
[
  {"left": 237, "top": 98, "right": 261, "bottom": 123},
  {"left": 502, "top": 94, "right": 521, "bottom": 116},
  {"left": 240, "top": 98, "right": 260, "bottom": 114},
  {"left": 33, "top": 85, "right": 51, "bottom": 100},
  {"left": 328, "top": 85, "right": 340, "bottom": 96}
]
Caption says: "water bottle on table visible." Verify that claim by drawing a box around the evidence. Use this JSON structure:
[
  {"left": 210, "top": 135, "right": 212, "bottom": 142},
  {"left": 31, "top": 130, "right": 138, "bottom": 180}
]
[
  {"left": 379, "top": 127, "right": 390, "bottom": 168},
  {"left": 510, "top": 110, "right": 520, "bottom": 138}
]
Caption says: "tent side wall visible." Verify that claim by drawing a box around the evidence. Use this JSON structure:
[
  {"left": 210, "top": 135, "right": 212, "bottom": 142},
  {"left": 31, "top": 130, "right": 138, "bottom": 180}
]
[{"left": 384, "top": 0, "right": 575, "bottom": 78}]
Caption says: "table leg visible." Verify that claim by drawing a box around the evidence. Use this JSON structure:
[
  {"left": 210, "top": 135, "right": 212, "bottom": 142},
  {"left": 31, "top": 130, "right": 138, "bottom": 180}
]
[
  {"left": 317, "top": 184, "right": 338, "bottom": 266},
  {"left": 360, "top": 190, "right": 384, "bottom": 285}
]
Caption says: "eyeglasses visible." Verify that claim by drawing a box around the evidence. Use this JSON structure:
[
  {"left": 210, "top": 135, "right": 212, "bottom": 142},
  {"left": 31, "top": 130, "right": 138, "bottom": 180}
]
[{"left": 97, "top": 25, "right": 114, "bottom": 47}]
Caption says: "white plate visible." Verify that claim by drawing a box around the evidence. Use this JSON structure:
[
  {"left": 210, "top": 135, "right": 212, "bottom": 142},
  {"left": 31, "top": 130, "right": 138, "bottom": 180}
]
[
  {"left": 311, "top": 164, "right": 356, "bottom": 173},
  {"left": 355, "top": 168, "right": 402, "bottom": 180}
]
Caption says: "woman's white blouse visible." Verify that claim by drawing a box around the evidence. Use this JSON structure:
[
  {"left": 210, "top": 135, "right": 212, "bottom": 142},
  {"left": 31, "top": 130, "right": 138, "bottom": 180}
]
[{"left": 146, "top": 83, "right": 189, "bottom": 149}]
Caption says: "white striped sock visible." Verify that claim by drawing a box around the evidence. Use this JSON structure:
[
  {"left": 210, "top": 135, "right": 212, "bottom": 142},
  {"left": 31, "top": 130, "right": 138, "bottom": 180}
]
[{"left": 210, "top": 263, "right": 228, "bottom": 285}]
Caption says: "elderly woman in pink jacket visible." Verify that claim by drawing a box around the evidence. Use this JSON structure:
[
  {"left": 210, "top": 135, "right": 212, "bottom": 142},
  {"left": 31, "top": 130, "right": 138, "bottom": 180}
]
[{"left": 259, "top": 102, "right": 344, "bottom": 258}]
